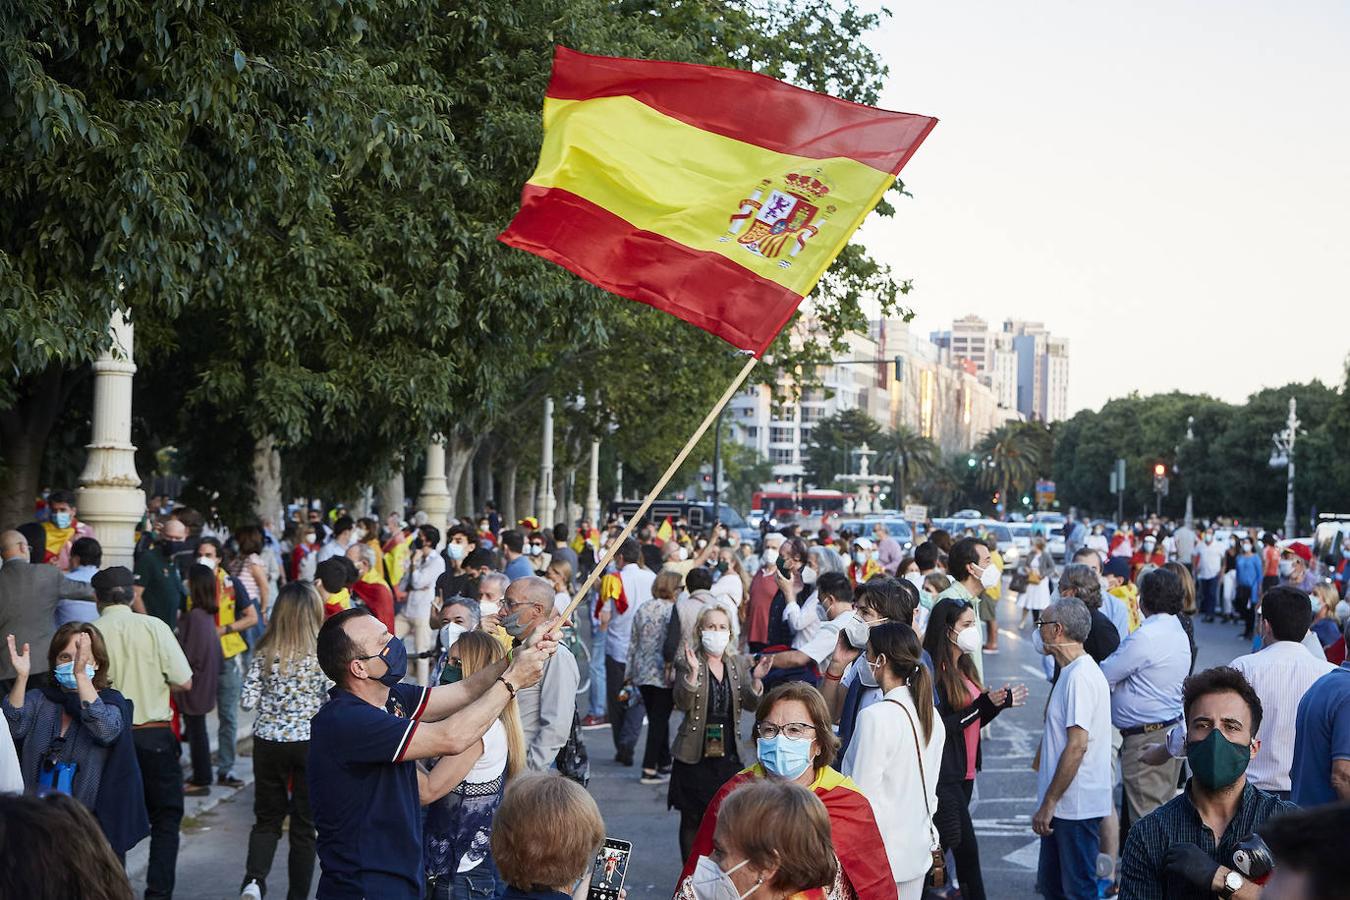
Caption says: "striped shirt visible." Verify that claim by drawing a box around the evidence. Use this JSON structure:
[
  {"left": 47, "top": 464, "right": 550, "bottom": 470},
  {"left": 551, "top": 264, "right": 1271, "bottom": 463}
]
[
  {"left": 1119, "top": 782, "right": 1295, "bottom": 900},
  {"left": 1230, "top": 640, "right": 1336, "bottom": 791}
]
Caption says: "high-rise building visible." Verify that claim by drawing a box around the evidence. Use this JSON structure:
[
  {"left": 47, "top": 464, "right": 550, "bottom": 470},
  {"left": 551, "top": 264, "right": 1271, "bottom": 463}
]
[
  {"left": 1002, "top": 319, "right": 1070, "bottom": 423},
  {"left": 931, "top": 315, "right": 1019, "bottom": 412}
]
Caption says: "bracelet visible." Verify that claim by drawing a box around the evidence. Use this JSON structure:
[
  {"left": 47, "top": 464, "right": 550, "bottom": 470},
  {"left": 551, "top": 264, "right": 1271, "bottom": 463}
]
[
  {"left": 824, "top": 669, "right": 843, "bottom": 682},
  {"left": 495, "top": 675, "right": 517, "bottom": 698}
]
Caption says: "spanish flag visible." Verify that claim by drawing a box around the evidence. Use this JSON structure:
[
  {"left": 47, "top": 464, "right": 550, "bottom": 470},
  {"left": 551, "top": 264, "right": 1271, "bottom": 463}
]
[
  {"left": 500, "top": 47, "right": 936, "bottom": 356},
  {"left": 655, "top": 515, "right": 674, "bottom": 546},
  {"left": 677, "top": 765, "right": 898, "bottom": 900}
]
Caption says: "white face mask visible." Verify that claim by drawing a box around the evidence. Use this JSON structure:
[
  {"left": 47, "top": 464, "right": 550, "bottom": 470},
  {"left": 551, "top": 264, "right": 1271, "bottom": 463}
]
[
  {"left": 196, "top": 556, "right": 217, "bottom": 571},
  {"left": 354, "top": 527, "right": 368, "bottom": 542},
  {"left": 761, "top": 548, "right": 780, "bottom": 567},
  {"left": 953, "top": 625, "right": 982, "bottom": 655},
  {"left": 675, "top": 545, "right": 689, "bottom": 561},
  {"left": 446, "top": 542, "right": 467, "bottom": 562},
  {"left": 853, "top": 551, "right": 868, "bottom": 566},
  {"left": 800, "top": 566, "right": 817, "bottom": 586},
  {"left": 1278, "top": 559, "right": 1294, "bottom": 577},
  {"left": 978, "top": 561, "right": 1001, "bottom": 590},
  {"left": 701, "top": 630, "right": 730, "bottom": 656},
  {"left": 478, "top": 599, "right": 500, "bottom": 617},
  {"left": 690, "top": 856, "right": 759, "bottom": 900},
  {"left": 440, "top": 622, "right": 466, "bottom": 650},
  {"left": 858, "top": 654, "right": 881, "bottom": 688}
]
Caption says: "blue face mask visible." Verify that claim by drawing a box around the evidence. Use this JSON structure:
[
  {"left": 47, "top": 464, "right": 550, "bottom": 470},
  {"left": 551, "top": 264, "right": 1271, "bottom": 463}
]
[
  {"left": 757, "top": 734, "right": 813, "bottom": 780},
  {"left": 54, "top": 661, "right": 95, "bottom": 691},
  {"left": 53, "top": 511, "right": 73, "bottom": 529},
  {"left": 371, "top": 638, "right": 408, "bottom": 687}
]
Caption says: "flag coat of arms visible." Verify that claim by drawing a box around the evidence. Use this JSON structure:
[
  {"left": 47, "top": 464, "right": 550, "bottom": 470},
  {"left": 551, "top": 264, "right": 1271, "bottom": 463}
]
[{"left": 500, "top": 47, "right": 937, "bottom": 357}]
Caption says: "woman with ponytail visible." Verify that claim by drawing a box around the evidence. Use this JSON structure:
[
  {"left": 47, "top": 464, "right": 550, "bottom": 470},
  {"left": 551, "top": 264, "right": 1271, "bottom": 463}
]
[{"left": 840, "top": 622, "right": 945, "bottom": 899}]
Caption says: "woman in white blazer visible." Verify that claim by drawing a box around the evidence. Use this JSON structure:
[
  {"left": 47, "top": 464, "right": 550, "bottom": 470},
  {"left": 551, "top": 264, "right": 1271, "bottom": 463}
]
[{"left": 841, "top": 622, "right": 946, "bottom": 899}]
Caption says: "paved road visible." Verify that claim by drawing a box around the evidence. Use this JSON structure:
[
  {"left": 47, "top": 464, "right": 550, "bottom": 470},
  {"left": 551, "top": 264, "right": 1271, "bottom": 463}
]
[{"left": 138, "top": 594, "right": 1257, "bottom": 899}]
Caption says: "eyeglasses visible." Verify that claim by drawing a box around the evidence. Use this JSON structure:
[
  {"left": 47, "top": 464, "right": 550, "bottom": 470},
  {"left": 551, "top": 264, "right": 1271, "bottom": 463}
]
[
  {"left": 754, "top": 721, "right": 817, "bottom": 740},
  {"left": 1036, "top": 619, "right": 1060, "bottom": 629}
]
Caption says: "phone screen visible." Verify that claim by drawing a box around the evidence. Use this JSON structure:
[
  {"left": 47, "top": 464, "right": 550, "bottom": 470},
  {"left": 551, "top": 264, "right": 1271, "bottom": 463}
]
[{"left": 587, "top": 838, "right": 632, "bottom": 900}]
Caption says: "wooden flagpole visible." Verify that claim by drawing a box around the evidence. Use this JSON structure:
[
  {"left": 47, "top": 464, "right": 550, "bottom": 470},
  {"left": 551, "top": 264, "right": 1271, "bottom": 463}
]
[{"left": 553, "top": 354, "right": 759, "bottom": 628}]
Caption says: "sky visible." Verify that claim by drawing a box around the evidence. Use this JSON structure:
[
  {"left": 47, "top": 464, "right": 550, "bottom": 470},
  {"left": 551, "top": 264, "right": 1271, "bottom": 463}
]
[{"left": 852, "top": 0, "right": 1350, "bottom": 413}]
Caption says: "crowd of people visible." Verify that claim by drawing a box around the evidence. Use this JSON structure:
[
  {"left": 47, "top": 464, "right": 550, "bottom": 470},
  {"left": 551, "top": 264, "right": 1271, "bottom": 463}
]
[{"left": 1, "top": 490, "right": 1349, "bottom": 900}]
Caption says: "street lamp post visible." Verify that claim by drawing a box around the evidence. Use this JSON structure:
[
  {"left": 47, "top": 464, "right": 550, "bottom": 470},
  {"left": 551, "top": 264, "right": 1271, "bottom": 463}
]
[{"left": 1183, "top": 416, "right": 1194, "bottom": 529}]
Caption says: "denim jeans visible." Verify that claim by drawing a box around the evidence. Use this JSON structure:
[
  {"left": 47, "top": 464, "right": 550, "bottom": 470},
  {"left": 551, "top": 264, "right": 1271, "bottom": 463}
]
[
  {"left": 217, "top": 653, "right": 243, "bottom": 777},
  {"left": 428, "top": 853, "right": 502, "bottom": 900},
  {"left": 1197, "top": 577, "right": 1219, "bottom": 617},
  {"left": 588, "top": 613, "right": 608, "bottom": 718},
  {"left": 1037, "top": 816, "right": 1101, "bottom": 900}
]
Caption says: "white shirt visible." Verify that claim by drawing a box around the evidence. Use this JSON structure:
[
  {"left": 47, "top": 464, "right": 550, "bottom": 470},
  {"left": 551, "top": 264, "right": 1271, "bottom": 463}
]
[
  {"left": 842, "top": 685, "right": 945, "bottom": 882},
  {"left": 1195, "top": 541, "right": 1225, "bottom": 579},
  {"left": 1099, "top": 613, "right": 1191, "bottom": 728},
  {"left": 404, "top": 552, "right": 445, "bottom": 620},
  {"left": 0, "top": 722, "right": 20, "bottom": 794},
  {"left": 606, "top": 564, "right": 655, "bottom": 663},
  {"left": 783, "top": 593, "right": 824, "bottom": 650},
  {"left": 1085, "top": 534, "right": 1109, "bottom": 558},
  {"left": 711, "top": 572, "right": 744, "bottom": 606},
  {"left": 1230, "top": 640, "right": 1336, "bottom": 791},
  {"left": 799, "top": 610, "right": 856, "bottom": 667},
  {"left": 1038, "top": 654, "right": 1113, "bottom": 820}
]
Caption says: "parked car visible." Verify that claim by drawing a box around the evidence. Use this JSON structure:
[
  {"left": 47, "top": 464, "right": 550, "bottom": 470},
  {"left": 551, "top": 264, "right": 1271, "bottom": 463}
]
[{"left": 834, "top": 517, "right": 916, "bottom": 553}]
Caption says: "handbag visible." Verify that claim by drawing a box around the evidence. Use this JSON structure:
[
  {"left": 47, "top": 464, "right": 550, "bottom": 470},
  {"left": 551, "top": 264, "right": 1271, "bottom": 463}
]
[
  {"left": 884, "top": 699, "right": 946, "bottom": 888},
  {"left": 554, "top": 709, "right": 590, "bottom": 787}
]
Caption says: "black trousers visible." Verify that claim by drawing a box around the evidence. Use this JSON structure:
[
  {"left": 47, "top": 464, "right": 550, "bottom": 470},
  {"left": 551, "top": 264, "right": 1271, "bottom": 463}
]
[
  {"left": 182, "top": 712, "right": 212, "bottom": 786},
  {"left": 243, "top": 737, "right": 316, "bottom": 900},
  {"left": 638, "top": 685, "right": 674, "bottom": 771},
  {"left": 134, "top": 726, "right": 185, "bottom": 900},
  {"left": 605, "top": 656, "right": 644, "bottom": 756},
  {"left": 935, "top": 779, "right": 985, "bottom": 900}
]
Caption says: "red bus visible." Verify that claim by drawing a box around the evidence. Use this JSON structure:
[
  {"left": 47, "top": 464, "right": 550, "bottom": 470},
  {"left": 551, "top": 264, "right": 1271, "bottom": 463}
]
[{"left": 751, "top": 490, "right": 850, "bottom": 523}]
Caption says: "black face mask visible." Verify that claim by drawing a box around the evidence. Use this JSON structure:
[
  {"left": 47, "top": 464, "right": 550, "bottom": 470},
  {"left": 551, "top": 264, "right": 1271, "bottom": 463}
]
[{"left": 160, "top": 539, "right": 184, "bottom": 557}]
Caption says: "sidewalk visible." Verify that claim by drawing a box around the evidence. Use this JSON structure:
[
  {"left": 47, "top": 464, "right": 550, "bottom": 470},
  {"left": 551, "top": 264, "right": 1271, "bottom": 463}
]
[{"left": 125, "top": 706, "right": 258, "bottom": 883}]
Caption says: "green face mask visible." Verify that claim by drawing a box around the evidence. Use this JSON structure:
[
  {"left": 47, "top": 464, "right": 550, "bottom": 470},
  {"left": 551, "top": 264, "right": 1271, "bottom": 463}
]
[
  {"left": 440, "top": 664, "right": 463, "bottom": 686},
  {"left": 1187, "top": 729, "right": 1251, "bottom": 791}
]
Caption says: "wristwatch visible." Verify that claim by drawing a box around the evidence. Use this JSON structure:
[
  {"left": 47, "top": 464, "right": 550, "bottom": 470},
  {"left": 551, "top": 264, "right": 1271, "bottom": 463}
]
[{"left": 1219, "top": 869, "right": 1244, "bottom": 898}]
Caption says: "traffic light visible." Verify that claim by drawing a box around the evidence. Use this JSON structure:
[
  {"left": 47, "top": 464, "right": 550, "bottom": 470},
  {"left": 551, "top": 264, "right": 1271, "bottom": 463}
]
[
  {"left": 1153, "top": 463, "right": 1166, "bottom": 477},
  {"left": 893, "top": 355, "right": 904, "bottom": 381},
  {"left": 1153, "top": 463, "right": 1169, "bottom": 495}
]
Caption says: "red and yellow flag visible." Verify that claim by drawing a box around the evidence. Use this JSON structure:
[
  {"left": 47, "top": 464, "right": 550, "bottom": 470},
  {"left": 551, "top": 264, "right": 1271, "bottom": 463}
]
[
  {"left": 655, "top": 515, "right": 674, "bottom": 545},
  {"left": 500, "top": 47, "right": 937, "bottom": 357}
]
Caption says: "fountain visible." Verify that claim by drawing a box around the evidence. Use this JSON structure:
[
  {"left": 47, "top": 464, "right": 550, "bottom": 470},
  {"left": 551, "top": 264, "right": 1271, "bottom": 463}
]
[{"left": 838, "top": 444, "right": 893, "bottom": 515}]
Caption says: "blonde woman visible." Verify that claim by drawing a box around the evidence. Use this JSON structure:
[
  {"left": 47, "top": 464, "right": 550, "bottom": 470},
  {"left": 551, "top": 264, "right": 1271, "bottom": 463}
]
[
  {"left": 422, "top": 630, "right": 524, "bottom": 899},
  {"left": 1310, "top": 582, "right": 1341, "bottom": 649},
  {"left": 239, "top": 581, "right": 329, "bottom": 900},
  {"left": 669, "top": 605, "right": 772, "bottom": 861},
  {"left": 545, "top": 559, "right": 574, "bottom": 615}
]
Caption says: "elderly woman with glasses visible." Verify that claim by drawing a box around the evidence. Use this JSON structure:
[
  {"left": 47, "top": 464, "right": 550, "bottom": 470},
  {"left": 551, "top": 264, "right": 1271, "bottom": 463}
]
[{"left": 677, "top": 682, "right": 899, "bottom": 900}]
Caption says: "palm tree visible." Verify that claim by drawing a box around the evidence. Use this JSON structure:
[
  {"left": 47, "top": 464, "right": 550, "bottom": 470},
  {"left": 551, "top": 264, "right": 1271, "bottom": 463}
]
[
  {"left": 876, "top": 424, "right": 937, "bottom": 507},
  {"left": 975, "top": 422, "right": 1045, "bottom": 514}
]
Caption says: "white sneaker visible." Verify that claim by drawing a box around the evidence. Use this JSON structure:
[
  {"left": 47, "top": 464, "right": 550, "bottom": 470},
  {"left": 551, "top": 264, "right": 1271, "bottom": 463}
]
[{"left": 241, "top": 881, "right": 262, "bottom": 900}]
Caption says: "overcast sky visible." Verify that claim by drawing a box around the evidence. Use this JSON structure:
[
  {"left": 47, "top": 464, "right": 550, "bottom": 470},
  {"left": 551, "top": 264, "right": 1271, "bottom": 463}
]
[{"left": 853, "top": 0, "right": 1350, "bottom": 413}]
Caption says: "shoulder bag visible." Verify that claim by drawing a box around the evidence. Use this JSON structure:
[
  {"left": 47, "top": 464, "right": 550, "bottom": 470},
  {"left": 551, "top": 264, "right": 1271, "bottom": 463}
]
[{"left": 883, "top": 698, "right": 946, "bottom": 889}]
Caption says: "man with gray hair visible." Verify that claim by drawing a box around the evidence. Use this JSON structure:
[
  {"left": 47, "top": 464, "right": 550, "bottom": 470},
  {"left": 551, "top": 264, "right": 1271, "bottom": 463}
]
[
  {"left": 1033, "top": 596, "right": 1113, "bottom": 900},
  {"left": 1058, "top": 563, "right": 1120, "bottom": 665},
  {"left": 499, "top": 576, "right": 579, "bottom": 770}
]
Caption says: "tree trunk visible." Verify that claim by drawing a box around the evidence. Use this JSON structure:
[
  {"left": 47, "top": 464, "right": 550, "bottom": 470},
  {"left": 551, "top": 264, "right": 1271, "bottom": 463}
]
[
  {"left": 462, "top": 450, "right": 475, "bottom": 520},
  {"left": 521, "top": 477, "right": 537, "bottom": 522},
  {"left": 474, "top": 444, "right": 493, "bottom": 513},
  {"left": 251, "top": 434, "right": 283, "bottom": 528},
  {"left": 0, "top": 367, "right": 77, "bottom": 530},
  {"left": 501, "top": 462, "right": 518, "bottom": 526},
  {"left": 376, "top": 469, "right": 405, "bottom": 520},
  {"left": 445, "top": 430, "right": 475, "bottom": 519}
]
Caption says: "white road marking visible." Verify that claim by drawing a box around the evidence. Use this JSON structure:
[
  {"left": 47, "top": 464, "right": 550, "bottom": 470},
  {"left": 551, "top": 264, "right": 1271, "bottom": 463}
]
[{"left": 1002, "top": 839, "right": 1041, "bottom": 869}]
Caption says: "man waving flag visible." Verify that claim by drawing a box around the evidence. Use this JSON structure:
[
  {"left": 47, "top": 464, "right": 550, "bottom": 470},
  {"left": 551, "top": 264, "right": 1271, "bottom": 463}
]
[{"left": 500, "top": 46, "right": 936, "bottom": 357}]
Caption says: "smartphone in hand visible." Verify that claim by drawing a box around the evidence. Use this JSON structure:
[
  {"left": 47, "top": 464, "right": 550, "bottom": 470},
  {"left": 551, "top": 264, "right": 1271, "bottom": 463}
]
[{"left": 587, "top": 838, "right": 632, "bottom": 900}]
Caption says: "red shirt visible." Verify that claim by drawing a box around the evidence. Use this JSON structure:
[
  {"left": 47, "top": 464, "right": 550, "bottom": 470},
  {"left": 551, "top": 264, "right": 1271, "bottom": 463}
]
[{"left": 746, "top": 569, "right": 779, "bottom": 644}]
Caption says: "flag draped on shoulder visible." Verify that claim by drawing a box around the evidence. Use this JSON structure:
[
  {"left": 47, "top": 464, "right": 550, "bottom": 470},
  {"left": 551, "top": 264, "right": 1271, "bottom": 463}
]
[{"left": 500, "top": 46, "right": 937, "bottom": 357}]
